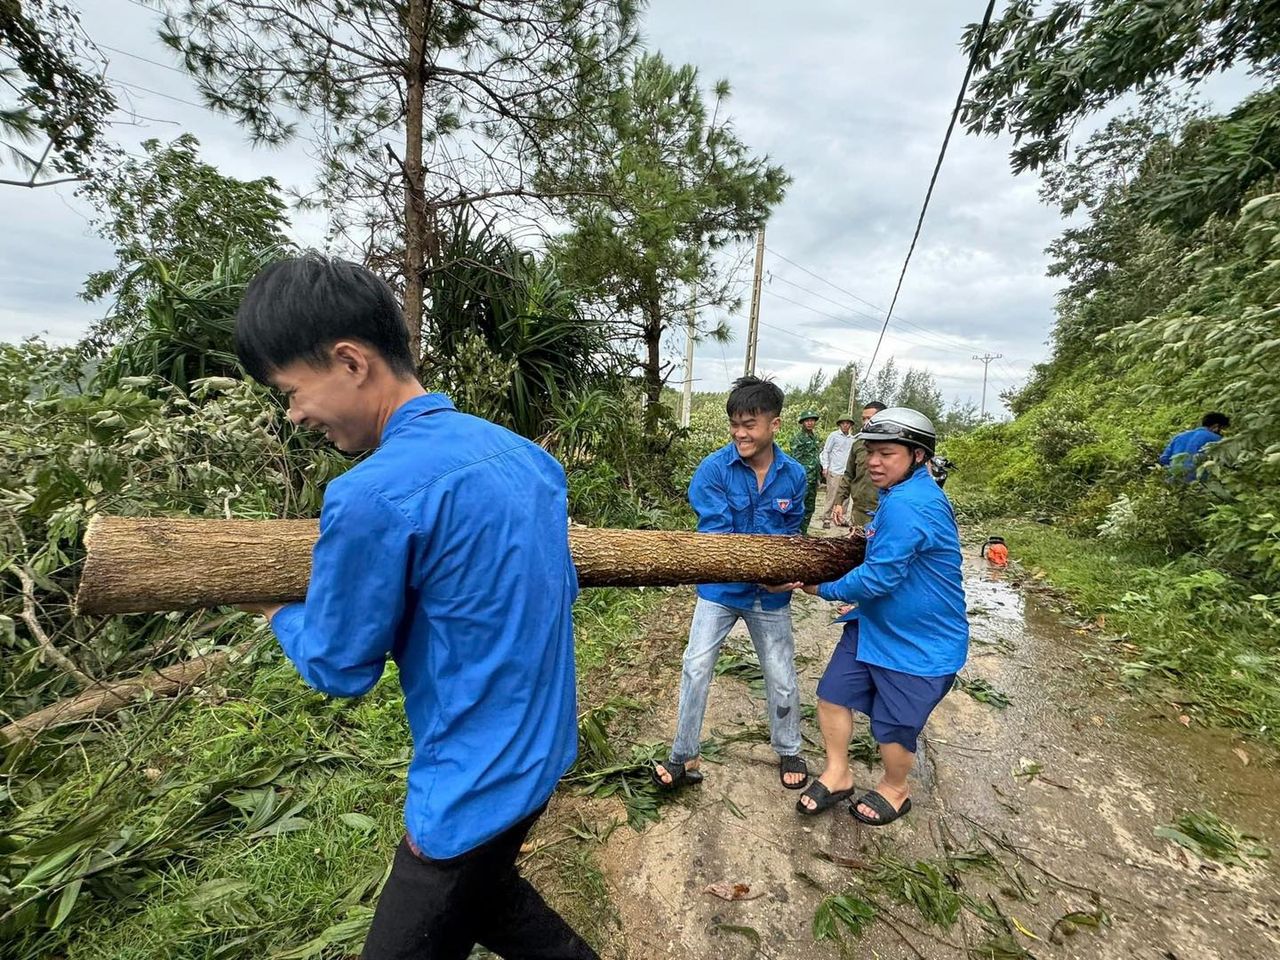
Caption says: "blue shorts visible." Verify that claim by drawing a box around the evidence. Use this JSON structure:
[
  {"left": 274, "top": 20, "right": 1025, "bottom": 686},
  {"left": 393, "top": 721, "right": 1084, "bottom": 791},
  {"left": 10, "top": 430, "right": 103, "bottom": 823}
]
[{"left": 815, "top": 621, "right": 955, "bottom": 752}]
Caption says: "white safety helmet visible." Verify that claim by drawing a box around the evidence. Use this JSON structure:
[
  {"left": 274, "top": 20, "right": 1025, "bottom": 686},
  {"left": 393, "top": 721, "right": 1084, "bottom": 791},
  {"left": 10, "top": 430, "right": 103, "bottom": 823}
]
[{"left": 855, "top": 407, "right": 937, "bottom": 457}]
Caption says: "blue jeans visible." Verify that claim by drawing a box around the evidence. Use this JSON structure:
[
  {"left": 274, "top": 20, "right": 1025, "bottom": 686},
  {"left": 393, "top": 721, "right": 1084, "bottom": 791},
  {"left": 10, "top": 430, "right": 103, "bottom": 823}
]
[{"left": 670, "top": 597, "right": 802, "bottom": 763}]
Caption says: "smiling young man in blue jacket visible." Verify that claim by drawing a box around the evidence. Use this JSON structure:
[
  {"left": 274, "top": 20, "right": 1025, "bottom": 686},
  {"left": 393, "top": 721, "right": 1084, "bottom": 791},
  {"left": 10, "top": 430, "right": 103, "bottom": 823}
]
[
  {"left": 790, "top": 407, "right": 968, "bottom": 826},
  {"left": 234, "top": 255, "right": 594, "bottom": 960},
  {"left": 653, "top": 377, "right": 811, "bottom": 793}
]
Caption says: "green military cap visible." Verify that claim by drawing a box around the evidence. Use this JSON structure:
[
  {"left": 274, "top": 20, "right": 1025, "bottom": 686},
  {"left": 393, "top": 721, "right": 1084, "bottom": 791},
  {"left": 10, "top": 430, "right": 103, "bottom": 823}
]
[{"left": 797, "top": 409, "right": 820, "bottom": 422}]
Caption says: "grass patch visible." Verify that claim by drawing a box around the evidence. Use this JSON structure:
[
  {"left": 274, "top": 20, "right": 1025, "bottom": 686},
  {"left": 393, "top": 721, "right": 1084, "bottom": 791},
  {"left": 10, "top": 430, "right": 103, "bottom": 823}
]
[{"left": 998, "top": 521, "right": 1280, "bottom": 745}]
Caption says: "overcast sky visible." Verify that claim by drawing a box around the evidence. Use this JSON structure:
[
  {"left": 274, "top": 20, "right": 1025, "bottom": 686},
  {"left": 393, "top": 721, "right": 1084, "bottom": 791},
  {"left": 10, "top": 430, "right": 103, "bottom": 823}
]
[{"left": 0, "top": 2, "right": 1260, "bottom": 415}]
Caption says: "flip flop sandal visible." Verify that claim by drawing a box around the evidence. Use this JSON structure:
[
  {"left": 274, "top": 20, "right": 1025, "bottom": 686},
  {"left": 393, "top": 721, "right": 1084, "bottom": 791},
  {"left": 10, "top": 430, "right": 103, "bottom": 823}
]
[
  {"left": 850, "top": 789, "right": 912, "bottom": 826},
  {"left": 651, "top": 759, "right": 703, "bottom": 791},
  {"left": 795, "top": 780, "right": 856, "bottom": 816},
  {"left": 779, "top": 754, "right": 810, "bottom": 790}
]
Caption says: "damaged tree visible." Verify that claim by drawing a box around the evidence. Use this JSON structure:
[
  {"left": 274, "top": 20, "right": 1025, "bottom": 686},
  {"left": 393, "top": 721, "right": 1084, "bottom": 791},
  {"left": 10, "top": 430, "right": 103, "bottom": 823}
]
[{"left": 75, "top": 516, "right": 865, "bottom": 616}]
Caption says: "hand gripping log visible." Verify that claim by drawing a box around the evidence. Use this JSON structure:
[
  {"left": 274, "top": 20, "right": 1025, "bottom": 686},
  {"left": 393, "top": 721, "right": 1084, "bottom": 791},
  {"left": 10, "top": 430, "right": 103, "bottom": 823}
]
[{"left": 75, "top": 516, "right": 866, "bottom": 616}]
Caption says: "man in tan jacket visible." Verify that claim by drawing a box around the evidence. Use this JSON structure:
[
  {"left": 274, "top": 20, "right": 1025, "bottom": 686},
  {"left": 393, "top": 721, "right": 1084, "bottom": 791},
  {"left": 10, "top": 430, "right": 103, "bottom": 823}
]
[{"left": 831, "top": 401, "right": 886, "bottom": 528}]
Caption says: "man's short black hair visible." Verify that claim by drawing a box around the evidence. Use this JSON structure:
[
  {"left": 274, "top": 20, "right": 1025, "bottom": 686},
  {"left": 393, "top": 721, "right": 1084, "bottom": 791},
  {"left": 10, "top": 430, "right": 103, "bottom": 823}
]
[
  {"left": 1202, "top": 412, "right": 1230, "bottom": 430},
  {"left": 864, "top": 401, "right": 887, "bottom": 413},
  {"left": 726, "top": 376, "right": 784, "bottom": 419},
  {"left": 235, "top": 254, "right": 416, "bottom": 384}
]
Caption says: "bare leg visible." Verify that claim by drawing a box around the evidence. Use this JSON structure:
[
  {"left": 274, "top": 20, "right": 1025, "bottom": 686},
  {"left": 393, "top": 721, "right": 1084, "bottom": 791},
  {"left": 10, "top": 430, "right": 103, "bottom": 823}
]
[
  {"left": 855, "top": 741, "right": 914, "bottom": 819},
  {"left": 798, "top": 699, "right": 858, "bottom": 811}
]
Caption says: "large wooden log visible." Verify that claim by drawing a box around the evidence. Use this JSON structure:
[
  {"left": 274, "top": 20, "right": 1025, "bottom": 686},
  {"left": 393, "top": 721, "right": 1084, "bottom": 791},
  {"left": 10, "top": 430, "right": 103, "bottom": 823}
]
[{"left": 76, "top": 516, "right": 865, "bottom": 615}]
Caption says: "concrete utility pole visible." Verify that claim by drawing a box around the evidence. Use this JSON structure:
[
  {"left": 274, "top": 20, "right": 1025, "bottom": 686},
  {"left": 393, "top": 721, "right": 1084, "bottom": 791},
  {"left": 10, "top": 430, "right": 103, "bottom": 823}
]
[
  {"left": 847, "top": 362, "right": 860, "bottom": 419},
  {"left": 973, "top": 352, "right": 1002, "bottom": 419},
  {"left": 743, "top": 226, "right": 765, "bottom": 376},
  {"left": 681, "top": 303, "right": 695, "bottom": 428}
]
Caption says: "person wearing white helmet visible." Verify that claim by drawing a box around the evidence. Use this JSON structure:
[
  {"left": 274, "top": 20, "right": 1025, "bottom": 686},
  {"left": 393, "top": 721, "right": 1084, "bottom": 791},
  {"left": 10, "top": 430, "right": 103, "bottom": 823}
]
[{"left": 781, "top": 407, "right": 969, "bottom": 826}]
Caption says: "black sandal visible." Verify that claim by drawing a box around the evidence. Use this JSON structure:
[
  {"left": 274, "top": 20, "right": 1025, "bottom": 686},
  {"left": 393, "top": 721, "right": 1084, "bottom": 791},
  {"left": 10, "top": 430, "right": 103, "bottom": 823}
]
[
  {"left": 850, "top": 789, "right": 912, "bottom": 826},
  {"left": 795, "top": 780, "right": 855, "bottom": 815},
  {"left": 651, "top": 759, "right": 703, "bottom": 791},
  {"left": 778, "top": 754, "right": 810, "bottom": 790}
]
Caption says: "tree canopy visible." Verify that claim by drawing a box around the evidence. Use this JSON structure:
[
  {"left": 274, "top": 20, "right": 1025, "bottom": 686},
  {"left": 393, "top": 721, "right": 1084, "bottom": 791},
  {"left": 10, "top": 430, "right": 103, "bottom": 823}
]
[
  {"left": 962, "top": 0, "right": 1280, "bottom": 172},
  {"left": 548, "top": 52, "right": 789, "bottom": 413},
  {"left": 160, "top": 0, "right": 638, "bottom": 356},
  {"left": 0, "top": 0, "right": 116, "bottom": 186}
]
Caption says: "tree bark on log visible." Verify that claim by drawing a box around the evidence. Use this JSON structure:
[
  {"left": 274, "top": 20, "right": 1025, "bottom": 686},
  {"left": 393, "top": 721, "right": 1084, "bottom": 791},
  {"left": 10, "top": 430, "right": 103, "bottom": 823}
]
[{"left": 76, "top": 516, "right": 865, "bottom": 615}]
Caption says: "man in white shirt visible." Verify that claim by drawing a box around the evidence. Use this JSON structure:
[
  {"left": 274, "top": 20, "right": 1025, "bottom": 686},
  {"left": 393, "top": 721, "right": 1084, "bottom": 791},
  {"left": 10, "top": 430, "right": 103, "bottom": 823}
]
[{"left": 819, "top": 415, "right": 855, "bottom": 529}]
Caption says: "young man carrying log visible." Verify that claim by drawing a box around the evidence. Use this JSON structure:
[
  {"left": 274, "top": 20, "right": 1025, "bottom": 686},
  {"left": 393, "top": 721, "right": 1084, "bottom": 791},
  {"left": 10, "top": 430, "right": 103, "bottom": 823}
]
[
  {"left": 785, "top": 408, "right": 968, "bottom": 826},
  {"left": 653, "top": 377, "right": 811, "bottom": 793},
  {"left": 233, "top": 255, "right": 595, "bottom": 960}
]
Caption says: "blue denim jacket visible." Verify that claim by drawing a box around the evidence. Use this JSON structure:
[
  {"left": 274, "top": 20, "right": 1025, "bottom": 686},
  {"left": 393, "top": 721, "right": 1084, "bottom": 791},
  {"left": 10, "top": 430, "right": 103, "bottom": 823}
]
[
  {"left": 689, "top": 441, "right": 808, "bottom": 611},
  {"left": 270, "top": 394, "right": 579, "bottom": 858},
  {"left": 817, "top": 466, "right": 968, "bottom": 676}
]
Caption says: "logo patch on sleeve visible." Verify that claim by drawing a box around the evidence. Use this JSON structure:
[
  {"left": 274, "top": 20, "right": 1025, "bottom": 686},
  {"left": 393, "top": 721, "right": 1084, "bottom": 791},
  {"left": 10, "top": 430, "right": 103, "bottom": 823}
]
[{"left": 775, "top": 498, "right": 792, "bottom": 511}]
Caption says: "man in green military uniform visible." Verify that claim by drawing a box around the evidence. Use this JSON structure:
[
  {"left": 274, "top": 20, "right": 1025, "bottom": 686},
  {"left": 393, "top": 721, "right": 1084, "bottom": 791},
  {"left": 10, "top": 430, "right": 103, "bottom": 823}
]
[
  {"left": 789, "top": 410, "right": 822, "bottom": 532},
  {"left": 832, "top": 401, "right": 886, "bottom": 528}
]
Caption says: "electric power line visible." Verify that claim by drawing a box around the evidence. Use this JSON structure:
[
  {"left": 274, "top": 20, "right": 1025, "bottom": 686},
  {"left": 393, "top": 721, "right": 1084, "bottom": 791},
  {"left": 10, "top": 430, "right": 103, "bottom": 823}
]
[
  {"left": 757, "top": 318, "right": 864, "bottom": 362},
  {"left": 862, "top": 0, "right": 998, "bottom": 385},
  {"left": 762, "top": 288, "right": 974, "bottom": 358},
  {"left": 766, "top": 245, "right": 972, "bottom": 351},
  {"left": 99, "top": 42, "right": 189, "bottom": 75},
  {"left": 111, "top": 77, "right": 208, "bottom": 110},
  {"left": 766, "top": 267, "right": 979, "bottom": 354}
]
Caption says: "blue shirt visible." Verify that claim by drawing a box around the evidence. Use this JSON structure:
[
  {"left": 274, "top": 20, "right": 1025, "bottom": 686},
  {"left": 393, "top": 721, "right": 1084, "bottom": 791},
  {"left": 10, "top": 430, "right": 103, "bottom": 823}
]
[
  {"left": 689, "top": 442, "right": 807, "bottom": 611},
  {"left": 817, "top": 466, "right": 968, "bottom": 676},
  {"left": 270, "top": 394, "right": 579, "bottom": 858},
  {"left": 1158, "top": 426, "right": 1221, "bottom": 480}
]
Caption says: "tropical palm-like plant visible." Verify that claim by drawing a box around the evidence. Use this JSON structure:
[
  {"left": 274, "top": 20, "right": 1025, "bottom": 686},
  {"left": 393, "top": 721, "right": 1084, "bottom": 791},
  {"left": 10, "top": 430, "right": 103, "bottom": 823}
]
[
  {"left": 422, "top": 215, "right": 618, "bottom": 440},
  {"left": 96, "top": 244, "right": 288, "bottom": 393}
]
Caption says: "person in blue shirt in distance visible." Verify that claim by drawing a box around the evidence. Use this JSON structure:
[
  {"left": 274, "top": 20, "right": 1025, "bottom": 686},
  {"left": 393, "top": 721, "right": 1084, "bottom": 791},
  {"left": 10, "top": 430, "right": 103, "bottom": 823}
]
[
  {"left": 1158, "top": 412, "right": 1229, "bottom": 481},
  {"left": 782, "top": 407, "right": 968, "bottom": 827},
  {"left": 653, "top": 377, "right": 812, "bottom": 794},
  {"left": 233, "top": 255, "right": 595, "bottom": 960}
]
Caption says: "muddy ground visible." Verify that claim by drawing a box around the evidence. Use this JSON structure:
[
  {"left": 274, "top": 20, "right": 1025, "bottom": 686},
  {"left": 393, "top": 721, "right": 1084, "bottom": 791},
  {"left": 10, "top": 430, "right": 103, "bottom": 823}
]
[{"left": 556, "top": 497, "right": 1280, "bottom": 960}]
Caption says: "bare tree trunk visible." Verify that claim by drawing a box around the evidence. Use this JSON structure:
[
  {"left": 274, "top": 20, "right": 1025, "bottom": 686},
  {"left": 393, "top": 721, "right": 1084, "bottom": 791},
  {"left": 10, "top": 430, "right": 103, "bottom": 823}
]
[
  {"left": 641, "top": 299, "right": 665, "bottom": 436},
  {"left": 402, "top": 0, "right": 429, "bottom": 359},
  {"left": 75, "top": 517, "right": 865, "bottom": 616}
]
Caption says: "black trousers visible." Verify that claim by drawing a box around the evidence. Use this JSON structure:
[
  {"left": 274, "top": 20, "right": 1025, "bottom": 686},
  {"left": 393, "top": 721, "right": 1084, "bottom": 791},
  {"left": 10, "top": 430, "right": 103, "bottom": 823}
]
[{"left": 362, "top": 805, "right": 598, "bottom": 960}]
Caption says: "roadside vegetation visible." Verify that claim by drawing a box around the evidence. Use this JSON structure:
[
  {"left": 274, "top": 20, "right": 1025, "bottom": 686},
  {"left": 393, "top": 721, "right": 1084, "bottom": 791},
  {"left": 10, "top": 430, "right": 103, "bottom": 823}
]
[{"left": 944, "top": 2, "right": 1280, "bottom": 748}]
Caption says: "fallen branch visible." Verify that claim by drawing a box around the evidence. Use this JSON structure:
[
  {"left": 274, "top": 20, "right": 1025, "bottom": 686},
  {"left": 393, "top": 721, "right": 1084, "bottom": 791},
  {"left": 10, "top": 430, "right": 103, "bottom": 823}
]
[
  {"left": 17, "top": 567, "right": 94, "bottom": 687},
  {"left": 0, "top": 641, "right": 250, "bottom": 744}
]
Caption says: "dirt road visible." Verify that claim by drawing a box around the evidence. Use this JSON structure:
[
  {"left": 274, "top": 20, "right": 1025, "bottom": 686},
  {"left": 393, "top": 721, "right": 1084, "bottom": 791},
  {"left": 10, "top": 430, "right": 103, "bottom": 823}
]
[{"left": 588, "top": 507, "right": 1280, "bottom": 959}]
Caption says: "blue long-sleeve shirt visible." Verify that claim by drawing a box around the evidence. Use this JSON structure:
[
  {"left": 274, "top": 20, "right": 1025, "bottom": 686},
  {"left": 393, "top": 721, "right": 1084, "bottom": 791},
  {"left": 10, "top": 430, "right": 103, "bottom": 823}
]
[
  {"left": 817, "top": 466, "right": 968, "bottom": 676},
  {"left": 270, "top": 393, "right": 579, "bottom": 859},
  {"left": 1158, "top": 426, "right": 1221, "bottom": 480},
  {"left": 690, "top": 442, "right": 807, "bottom": 611}
]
